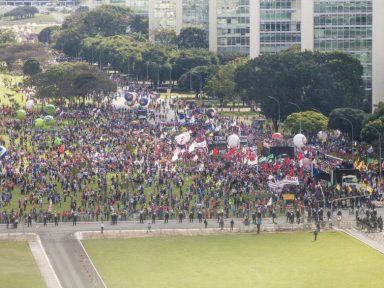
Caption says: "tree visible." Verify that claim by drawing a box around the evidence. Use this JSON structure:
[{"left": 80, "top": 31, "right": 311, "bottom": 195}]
[
  {"left": 178, "top": 65, "right": 218, "bottom": 96},
  {"left": 205, "top": 58, "right": 248, "bottom": 106},
  {"left": 38, "top": 26, "right": 60, "bottom": 44},
  {"left": 129, "top": 14, "right": 148, "bottom": 35},
  {"left": 177, "top": 27, "right": 208, "bottom": 49},
  {"left": 0, "top": 43, "right": 49, "bottom": 71},
  {"left": 79, "top": 5, "right": 133, "bottom": 37},
  {"left": 328, "top": 108, "right": 368, "bottom": 140},
  {"left": 307, "top": 51, "right": 365, "bottom": 114},
  {"left": 23, "top": 59, "right": 41, "bottom": 76},
  {"left": 235, "top": 49, "right": 365, "bottom": 131},
  {"left": 54, "top": 29, "right": 82, "bottom": 57},
  {"left": 3, "top": 6, "right": 39, "bottom": 20},
  {"left": 172, "top": 49, "right": 219, "bottom": 81},
  {"left": 153, "top": 29, "right": 177, "bottom": 46},
  {"left": 0, "top": 29, "right": 16, "bottom": 44},
  {"left": 285, "top": 111, "right": 328, "bottom": 134},
  {"left": 361, "top": 118, "right": 384, "bottom": 144},
  {"left": 28, "top": 62, "right": 117, "bottom": 104}
]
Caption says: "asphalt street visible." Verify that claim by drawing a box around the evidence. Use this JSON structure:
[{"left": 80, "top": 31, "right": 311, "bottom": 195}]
[{"left": 0, "top": 210, "right": 374, "bottom": 288}]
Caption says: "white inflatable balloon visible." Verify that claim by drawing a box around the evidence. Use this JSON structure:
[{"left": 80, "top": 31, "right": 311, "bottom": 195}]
[
  {"left": 330, "top": 129, "right": 341, "bottom": 139},
  {"left": 227, "top": 134, "right": 240, "bottom": 148},
  {"left": 111, "top": 97, "right": 127, "bottom": 109},
  {"left": 175, "top": 132, "right": 191, "bottom": 145},
  {"left": 317, "top": 131, "right": 328, "bottom": 142},
  {"left": 25, "top": 100, "right": 34, "bottom": 110},
  {"left": 293, "top": 133, "right": 307, "bottom": 148}
]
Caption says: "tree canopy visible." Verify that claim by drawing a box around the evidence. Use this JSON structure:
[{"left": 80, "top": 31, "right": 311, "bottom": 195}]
[
  {"left": 38, "top": 26, "right": 60, "bottom": 44},
  {"left": 235, "top": 49, "right": 365, "bottom": 131},
  {"left": 22, "top": 59, "right": 42, "bottom": 76},
  {"left": 55, "top": 5, "right": 147, "bottom": 57},
  {"left": 0, "top": 43, "right": 49, "bottom": 71},
  {"left": 205, "top": 58, "right": 247, "bottom": 105},
  {"left": 3, "top": 6, "right": 38, "bottom": 20},
  {"left": 177, "top": 27, "right": 208, "bottom": 49},
  {"left": 328, "top": 108, "right": 367, "bottom": 140},
  {"left": 285, "top": 111, "right": 328, "bottom": 134},
  {"left": 0, "top": 29, "right": 16, "bottom": 44},
  {"left": 28, "top": 62, "right": 117, "bottom": 104},
  {"left": 178, "top": 65, "right": 218, "bottom": 96}
]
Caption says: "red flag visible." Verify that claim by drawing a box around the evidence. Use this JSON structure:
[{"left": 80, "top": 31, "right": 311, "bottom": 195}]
[
  {"left": 58, "top": 145, "right": 65, "bottom": 154},
  {"left": 297, "top": 152, "right": 303, "bottom": 161}
]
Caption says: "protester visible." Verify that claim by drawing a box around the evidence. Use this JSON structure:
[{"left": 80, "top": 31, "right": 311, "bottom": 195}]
[{"left": 0, "top": 81, "right": 382, "bottom": 231}]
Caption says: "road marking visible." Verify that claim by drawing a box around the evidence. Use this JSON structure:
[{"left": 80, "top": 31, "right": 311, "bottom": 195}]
[
  {"left": 29, "top": 234, "right": 63, "bottom": 288},
  {"left": 74, "top": 232, "right": 107, "bottom": 288}
]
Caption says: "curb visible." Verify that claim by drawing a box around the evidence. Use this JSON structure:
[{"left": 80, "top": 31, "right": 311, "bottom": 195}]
[{"left": 74, "top": 232, "right": 107, "bottom": 288}]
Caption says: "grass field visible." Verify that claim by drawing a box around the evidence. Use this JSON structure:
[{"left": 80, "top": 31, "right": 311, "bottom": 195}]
[
  {"left": 0, "top": 14, "right": 56, "bottom": 26},
  {"left": 0, "top": 241, "right": 45, "bottom": 288},
  {"left": 0, "top": 73, "right": 25, "bottom": 108},
  {"left": 83, "top": 232, "right": 384, "bottom": 288}
]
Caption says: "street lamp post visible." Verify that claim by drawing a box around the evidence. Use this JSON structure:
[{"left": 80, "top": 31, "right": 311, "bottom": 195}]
[
  {"left": 316, "top": 184, "right": 326, "bottom": 214},
  {"left": 268, "top": 96, "right": 280, "bottom": 130},
  {"left": 288, "top": 101, "right": 301, "bottom": 132},
  {"left": 146, "top": 61, "right": 149, "bottom": 83},
  {"left": 189, "top": 72, "right": 202, "bottom": 96},
  {"left": 157, "top": 65, "right": 160, "bottom": 92},
  {"left": 338, "top": 117, "right": 354, "bottom": 161},
  {"left": 367, "top": 124, "right": 382, "bottom": 190}
]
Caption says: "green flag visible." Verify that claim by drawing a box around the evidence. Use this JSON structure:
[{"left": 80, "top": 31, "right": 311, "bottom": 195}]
[{"left": 54, "top": 137, "right": 61, "bottom": 146}]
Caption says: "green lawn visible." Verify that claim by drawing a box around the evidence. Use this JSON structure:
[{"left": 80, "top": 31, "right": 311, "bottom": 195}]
[
  {"left": 0, "top": 74, "right": 25, "bottom": 108},
  {"left": 0, "top": 14, "right": 56, "bottom": 26},
  {"left": 0, "top": 241, "right": 45, "bottom": 288},
  {"left": 83, "top": 232, "right": 384, "bottom": 288}
]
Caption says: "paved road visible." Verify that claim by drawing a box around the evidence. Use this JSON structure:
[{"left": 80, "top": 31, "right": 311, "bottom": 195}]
[
  {"left": 0, "top": 210, "right": 372, "bottom": 288},
  {"left": 0, "top": 218, "right": 261, "bottom": 288}
]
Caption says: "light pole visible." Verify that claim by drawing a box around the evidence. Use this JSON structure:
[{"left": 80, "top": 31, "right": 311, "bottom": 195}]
[
  {"left": 189, "top": 72, "right": 202, "bottom": 96},
  {"left": 366, "top": 124, "right": 382, "bottom": 190},
  {"left": 337, "top": 116, "right": 354, "bottom": 161},
  {"left": 316, "top": 184, "right": 326, "bottom": 214},
  {"left": 268, "top": 96, "right": 280, "bottom": 130},
  {"left": 146, "top": 61, "right": 149, "bottom": 83},
  {"left": 157, "top": 65, "right": 160, "bottom": 92},
  {"left": 311, "top": 107, "right": 321, "bottom": 114},
  {"left": 288, "top": 101, "right": 301, "bottom": 132}
]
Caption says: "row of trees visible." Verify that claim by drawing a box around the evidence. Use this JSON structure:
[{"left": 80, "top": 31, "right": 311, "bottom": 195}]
[
  {"left": 284, "top": 106, "right": 384, "bottom": 146},
  {"left": 27, "top": 62, "right": 117, "bottom": 105},
  {"left": 2, "top": 6, "right": 39, "bottom": 20}
]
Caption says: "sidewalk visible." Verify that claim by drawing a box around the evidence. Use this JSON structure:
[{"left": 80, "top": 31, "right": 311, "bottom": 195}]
[{"left": 339, "top": 228, "right": 384, "bottom": 254}]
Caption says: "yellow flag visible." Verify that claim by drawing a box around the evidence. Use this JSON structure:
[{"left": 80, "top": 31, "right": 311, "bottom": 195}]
[
  {"left": 336, "top": 184, "right": 340, "bottom": 191},
  {"left": 347, "top": 186, "right": 352, "bottom": 193},
  {"left": 366, "top": 185, "right": 373, "bottom": 193},
  {"left": 354, "top": 160, "right": 359, "bottom": 168},
  {"left": 357, "top": 161, "right": 364, "bottom": 171}
]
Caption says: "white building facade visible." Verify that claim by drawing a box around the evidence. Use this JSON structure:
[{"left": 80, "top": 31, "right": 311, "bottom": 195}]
[
  {"left": 211, "top": 0, "right": 384, "bottom": 110},
  {"left": 84, "top": 0, "right": 383, "bottom": 108}
]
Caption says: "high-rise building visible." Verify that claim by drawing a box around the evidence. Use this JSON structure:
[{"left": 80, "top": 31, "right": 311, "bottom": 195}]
[
  {"left": 148, "top": 0, "right": 177, "bottom": 41},
  {"left": 313, "top": 0, "right": 373, "bottom": 103},
  {"left": 85, "top": 0, "right": 149, "bottom": 15},
  {"left": 259, "top": 0, "right": 302, "bottom": 54},
  {"left": 240, "top": 0, "right": 383, "bottom": 110},
  {"left": 209, "top": 0, "right": 250, "bottom": 55},
  {"left": 181, "top": 0, "right": 209, "bottom": 33},
  {"left": 83, "top": 0, "right": 384, "bottom": 108}
]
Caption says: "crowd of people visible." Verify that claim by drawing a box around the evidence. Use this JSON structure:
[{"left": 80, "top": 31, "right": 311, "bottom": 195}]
[{"left": 0, "top": 80, "right": 383, "bottom": 231}]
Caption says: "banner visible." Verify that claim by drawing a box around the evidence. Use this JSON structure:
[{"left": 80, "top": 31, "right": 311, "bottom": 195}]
[
  {"left": 282, "top": 194, "right": 295, "bottom": 201},
  {"left": 207, "top": 134, "right": 227, "bottom": 151}
]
